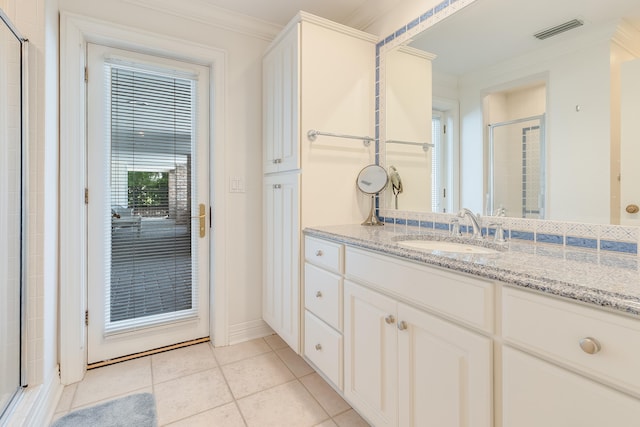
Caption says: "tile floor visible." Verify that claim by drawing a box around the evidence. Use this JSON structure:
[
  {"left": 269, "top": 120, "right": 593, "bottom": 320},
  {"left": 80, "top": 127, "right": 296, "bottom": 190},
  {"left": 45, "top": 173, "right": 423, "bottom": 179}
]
[{"left": 51, "top": 335, "right": 370, "bottom": 426}]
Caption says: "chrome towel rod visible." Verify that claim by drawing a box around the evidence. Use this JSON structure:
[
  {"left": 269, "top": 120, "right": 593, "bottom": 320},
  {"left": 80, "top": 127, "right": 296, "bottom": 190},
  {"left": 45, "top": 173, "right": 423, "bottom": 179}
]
[
  {"left": 307, "top": 129, "right": 374, "bottom": 147},
  {"left": 386, "top": 139, "right": 434, "bottom": 152}
]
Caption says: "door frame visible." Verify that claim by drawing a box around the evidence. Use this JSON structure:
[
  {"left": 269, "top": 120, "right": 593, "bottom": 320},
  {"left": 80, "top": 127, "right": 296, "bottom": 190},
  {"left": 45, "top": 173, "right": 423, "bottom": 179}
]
[{"left": 60, "top": 12, "right": 228, "bottom": 385}]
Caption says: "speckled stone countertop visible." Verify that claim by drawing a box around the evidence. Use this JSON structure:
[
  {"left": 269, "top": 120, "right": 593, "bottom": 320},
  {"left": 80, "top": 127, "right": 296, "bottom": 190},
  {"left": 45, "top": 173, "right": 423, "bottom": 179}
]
[{"left": 304, "top": 224, "right": 640, "bottom": 317}]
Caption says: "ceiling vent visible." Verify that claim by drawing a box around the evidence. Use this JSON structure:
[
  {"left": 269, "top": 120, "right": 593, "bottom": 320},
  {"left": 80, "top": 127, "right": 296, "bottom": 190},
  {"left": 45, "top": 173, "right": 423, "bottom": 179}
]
[{"left": 534, "top": 19, "right": 584, "bottom": 40}]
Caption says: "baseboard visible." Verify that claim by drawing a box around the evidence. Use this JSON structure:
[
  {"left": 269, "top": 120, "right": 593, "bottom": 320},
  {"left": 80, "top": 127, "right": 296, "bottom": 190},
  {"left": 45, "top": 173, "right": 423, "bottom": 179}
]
[
  {"left": 4, "top": 368, "right": 63, "bottom": 427},
  {"left": 227, "top": 319, "right": 274, "bottom": 345}
]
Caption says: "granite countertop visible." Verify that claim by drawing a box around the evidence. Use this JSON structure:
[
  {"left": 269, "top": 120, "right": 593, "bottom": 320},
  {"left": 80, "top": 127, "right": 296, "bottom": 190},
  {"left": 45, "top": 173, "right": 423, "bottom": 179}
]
[{"left": 303, "top": 224, "right": 640, "bottom": 317}]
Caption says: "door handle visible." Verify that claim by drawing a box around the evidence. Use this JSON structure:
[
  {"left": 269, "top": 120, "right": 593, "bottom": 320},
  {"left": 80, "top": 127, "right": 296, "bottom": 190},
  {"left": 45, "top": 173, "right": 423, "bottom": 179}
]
[{"left": 191, "top": 203, "right": 206, "bottom": 238}]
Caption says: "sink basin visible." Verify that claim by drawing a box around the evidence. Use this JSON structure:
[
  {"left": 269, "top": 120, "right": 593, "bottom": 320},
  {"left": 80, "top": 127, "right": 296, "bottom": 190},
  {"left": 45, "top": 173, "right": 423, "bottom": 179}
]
[{"left": 397, "top": 240, "right": 500, "bottom": 254}]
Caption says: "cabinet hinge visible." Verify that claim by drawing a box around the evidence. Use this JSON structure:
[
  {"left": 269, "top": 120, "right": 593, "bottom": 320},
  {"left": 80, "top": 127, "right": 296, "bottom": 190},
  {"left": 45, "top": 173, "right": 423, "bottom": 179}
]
[
  {"left": 84, "top": 66, "right": 88, "bottom": 83},
  {"left": 84, "top": 188, "right": 89, "bottom": 204},
  {"left": 85, "top": 310, "right": 89, "bottom": 326}
]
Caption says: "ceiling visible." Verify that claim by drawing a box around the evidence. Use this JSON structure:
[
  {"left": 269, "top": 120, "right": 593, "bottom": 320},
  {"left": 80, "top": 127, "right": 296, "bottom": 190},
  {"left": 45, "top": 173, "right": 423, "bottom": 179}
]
[
  {"left": 408, "top": 0, "right": 640, "bottom": 76},
  {"left": 199, "top": 0, "right": 387, "bottom": 28}
]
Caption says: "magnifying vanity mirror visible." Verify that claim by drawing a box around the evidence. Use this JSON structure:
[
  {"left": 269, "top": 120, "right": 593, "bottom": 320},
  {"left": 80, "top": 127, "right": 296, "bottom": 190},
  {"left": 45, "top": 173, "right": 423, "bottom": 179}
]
[
  {"left": 379, "top": 0, "right": 640, "bottom": 225},
  {"left": 357, "top": 164, "right": 388, "bottom": 226}
]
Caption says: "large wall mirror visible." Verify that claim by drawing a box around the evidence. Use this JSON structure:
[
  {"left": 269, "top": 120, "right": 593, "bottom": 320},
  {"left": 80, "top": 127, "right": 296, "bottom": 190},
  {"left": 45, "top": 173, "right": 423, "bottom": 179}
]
[
  {"left": 379, "top": 0, "right": 640, "bottom": 225},
  {"left": 0, "top": 9, "right": 27, "bottom": 419}
]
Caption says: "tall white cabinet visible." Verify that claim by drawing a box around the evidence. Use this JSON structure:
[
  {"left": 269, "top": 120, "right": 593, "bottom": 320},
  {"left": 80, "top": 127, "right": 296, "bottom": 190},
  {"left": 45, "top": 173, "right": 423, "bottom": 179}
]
[{"left": 262, "top": 12, "right": 376, "bottom": 352}]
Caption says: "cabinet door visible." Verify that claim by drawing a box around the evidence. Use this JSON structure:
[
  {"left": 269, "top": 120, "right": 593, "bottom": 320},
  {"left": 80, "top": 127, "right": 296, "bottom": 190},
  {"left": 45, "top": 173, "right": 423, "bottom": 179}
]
[
  {"left": 344, "top": 280, "right": 398, "bottom": 427},
  {"left": 263, "top": 173, "right": 300, "bottom": 351},
  {"left": 398, "top": 303, "right": 492, "bottom": 427},
  {"left": 263, "top": 24, "right": 299, "bottom": 173},
  {"left": 503, "top": 346, "right": 640, "bottom": 427}
]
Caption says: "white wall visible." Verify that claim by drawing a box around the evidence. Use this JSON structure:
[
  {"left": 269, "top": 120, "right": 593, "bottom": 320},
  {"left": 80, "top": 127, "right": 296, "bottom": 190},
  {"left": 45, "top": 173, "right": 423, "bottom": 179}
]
[
  {"left": 456, "top": 33, "right": 613, "bottom": 223},
  {"left": 57, "top": 0, "right": 274, "bottom": 344}
]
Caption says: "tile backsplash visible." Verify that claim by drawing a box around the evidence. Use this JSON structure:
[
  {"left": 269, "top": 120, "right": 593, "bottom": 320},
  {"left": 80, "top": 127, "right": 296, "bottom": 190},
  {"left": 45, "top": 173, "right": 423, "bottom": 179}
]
[{"left": 379, "top": 209, "right": 640, "bottom": 255}]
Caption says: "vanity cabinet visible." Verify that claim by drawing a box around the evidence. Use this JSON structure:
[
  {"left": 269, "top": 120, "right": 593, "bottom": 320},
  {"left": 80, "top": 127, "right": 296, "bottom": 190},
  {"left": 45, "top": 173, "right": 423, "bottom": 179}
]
[
  {"left": 502, "top": 286, "right": 640, "bottom": 426},
  {"left": 262, "top": 13, "right": 375, "bottom": 352},
  {"left": 303, "top": 236, "right": 344, "bottom": 389},
  {"left": 303, "top": 234, "right": 640, "bottom": 427},
  {"left": 343, "top": 247, "right": 492, "bottom": 427}
]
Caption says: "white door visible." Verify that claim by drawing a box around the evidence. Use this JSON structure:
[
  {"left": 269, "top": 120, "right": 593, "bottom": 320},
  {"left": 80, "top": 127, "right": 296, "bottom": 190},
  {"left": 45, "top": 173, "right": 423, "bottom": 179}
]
[
  {"left": 263, "top": 173, "right": 300, "bottom": 352},
  {"left": 620, "top": 58, "right": 640, "bottom": 225},
  {"left": 397, "top": 303, "right": 492, "bottom": 427},
  {"left": 503, "top": 346, "right": 640, "bottom": 427},
  {"left": 86, "top": 44, "right": 210, "bottom": 363},
  {"left": 343, "top": 280, "right": 398, "bottom": 427}
]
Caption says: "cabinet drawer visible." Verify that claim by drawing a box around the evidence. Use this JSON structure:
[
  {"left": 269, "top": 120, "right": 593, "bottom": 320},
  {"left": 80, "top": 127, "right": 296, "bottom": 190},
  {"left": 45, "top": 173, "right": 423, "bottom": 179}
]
[
  {"left": 304, "top": 263, "right": 342, "bottom": 331},
  {"left": 305, "top": 236, "right": 343, "bottom": 273},
  {"left": 345, "top": 247, "right": 494, "bottom": 332},
  {"left": 304, "top": 310, "right": 343, "bottom": 390},
  {"left": 503, "top": 286, "right": 640, "bottom": 394}
]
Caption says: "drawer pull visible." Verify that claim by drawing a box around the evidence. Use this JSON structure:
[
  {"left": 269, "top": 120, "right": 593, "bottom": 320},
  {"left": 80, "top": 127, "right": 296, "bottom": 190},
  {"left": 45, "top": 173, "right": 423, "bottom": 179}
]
[
  {"left": 315, "top": 343, "right": 322, "bottom": 351},
  {"left": 384, "top": 315, "right": 396, "bottom": 325},
  {"left": 315, "top": 291, "right": 322, "bottom": 298},
  {"left": 397, "top": 321, "right": 408, "bottom": 331},
  {"left": 579, "top": 337, "right": 601, "bottom": 355},
  {"left": 315, "top": 250, "right": 323, "bottom": 256}
]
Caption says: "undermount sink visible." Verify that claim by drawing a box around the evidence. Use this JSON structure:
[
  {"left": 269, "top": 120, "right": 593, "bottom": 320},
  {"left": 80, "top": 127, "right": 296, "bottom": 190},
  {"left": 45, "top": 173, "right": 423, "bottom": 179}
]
[{"left": 397, "top": 239, "right": 500, "bottom": 255}]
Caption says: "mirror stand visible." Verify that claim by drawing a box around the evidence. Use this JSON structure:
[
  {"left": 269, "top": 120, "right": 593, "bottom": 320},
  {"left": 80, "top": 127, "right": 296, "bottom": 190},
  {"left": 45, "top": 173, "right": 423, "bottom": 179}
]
[{"left": 362, "top": 194, "right": 384, "bottom": 226}]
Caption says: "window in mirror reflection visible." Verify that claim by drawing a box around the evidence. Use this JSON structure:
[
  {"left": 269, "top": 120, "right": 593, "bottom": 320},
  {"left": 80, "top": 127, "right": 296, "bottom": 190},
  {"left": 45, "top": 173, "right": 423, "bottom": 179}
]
[{"left": 486, "top": 82, "right": 546, "bottom": 219}]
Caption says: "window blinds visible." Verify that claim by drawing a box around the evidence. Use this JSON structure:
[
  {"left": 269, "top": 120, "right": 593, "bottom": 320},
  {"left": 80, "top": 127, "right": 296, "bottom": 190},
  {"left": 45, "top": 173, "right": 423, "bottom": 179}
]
[{"left": 105, "top": 63, "right": 199, "bottom": 334}]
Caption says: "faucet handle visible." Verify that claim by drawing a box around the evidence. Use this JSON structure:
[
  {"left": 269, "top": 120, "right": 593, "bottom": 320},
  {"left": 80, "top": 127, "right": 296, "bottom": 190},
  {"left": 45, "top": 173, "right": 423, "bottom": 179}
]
[
  {"left": 449, "top": 217, "right": 461, "bottom": 237},
  {"left": 489, "top": 222, "right": 507, "bottom": 243}
]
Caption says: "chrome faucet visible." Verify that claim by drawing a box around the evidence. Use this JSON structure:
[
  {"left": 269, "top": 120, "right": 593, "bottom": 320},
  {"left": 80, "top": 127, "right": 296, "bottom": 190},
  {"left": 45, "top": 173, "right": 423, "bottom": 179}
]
[{"left": 457, "top": 208, "right": 483, "bottom": 239}]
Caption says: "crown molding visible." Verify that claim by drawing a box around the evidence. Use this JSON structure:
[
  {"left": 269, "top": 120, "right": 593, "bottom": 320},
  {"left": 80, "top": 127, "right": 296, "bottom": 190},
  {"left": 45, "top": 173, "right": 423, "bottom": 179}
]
[
  {"left": 266, "top": 10, "right": 377, "bottom": 55},
  {"left": 121, "top": 0, "right": 283, "bottom": 41},
  {"left": 612, "top": 19, "right": 640, "bottom": 58}
]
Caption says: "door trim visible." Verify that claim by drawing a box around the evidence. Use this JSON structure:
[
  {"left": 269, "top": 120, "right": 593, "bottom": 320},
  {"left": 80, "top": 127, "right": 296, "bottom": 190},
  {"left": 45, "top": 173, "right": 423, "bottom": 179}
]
[{"left": 60, "top": 12, "right": 228, "bottom": 384}]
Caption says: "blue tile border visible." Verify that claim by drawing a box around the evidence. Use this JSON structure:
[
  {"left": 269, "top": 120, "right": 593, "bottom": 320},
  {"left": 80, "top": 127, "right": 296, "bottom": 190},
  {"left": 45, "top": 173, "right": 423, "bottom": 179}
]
[
  {"left": 600, "top": 240, "right": 637, "bottom": 254},
  {"left": 566, "top": 236, "right": 598, "bottom": 249},
  {"left": 536, "top": 233, "right": 564, "bottom": 245},
  {"left": 511, "top": 231, "right": 534, "bottom": 241}
]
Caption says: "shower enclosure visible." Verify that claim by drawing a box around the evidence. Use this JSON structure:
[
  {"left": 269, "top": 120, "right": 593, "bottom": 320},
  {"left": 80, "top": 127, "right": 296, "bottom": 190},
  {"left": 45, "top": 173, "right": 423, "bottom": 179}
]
[
  {"left": 488, "top": 115, "right": 546, "bottom": 219},
  {"left": 0, "top": 8, "right": 27, "bottom": 419}
]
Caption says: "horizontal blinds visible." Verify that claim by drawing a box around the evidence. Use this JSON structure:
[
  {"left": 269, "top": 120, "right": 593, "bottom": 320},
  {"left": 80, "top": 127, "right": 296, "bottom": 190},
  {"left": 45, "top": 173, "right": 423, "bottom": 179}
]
[{"left": 106, "top": 64, "right": 198, "bottom": 334}]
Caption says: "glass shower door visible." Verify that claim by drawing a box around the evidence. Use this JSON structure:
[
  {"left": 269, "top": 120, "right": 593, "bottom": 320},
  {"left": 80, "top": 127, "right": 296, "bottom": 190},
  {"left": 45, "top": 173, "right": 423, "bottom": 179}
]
[{"left": 0, "top": 9, "right": 26, "bottom": 419}]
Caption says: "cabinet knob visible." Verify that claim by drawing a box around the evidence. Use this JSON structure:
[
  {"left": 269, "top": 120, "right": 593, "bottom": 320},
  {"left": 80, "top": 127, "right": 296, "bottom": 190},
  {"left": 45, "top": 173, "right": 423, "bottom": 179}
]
[
  {"left": 315, "top": 343, "right": 322, "bottom": 351},
  {"left": 273, "top": 184, "right": 281, "bottom": 189},
  {"left": 273, "top": 158, "right": 282, "bottom": 164},
  {"left": 397, "top": 321, "right": 408, "bottom": 331},
  {"left": 579, "top": 337, "right": 601, "bottom": 355},
  {"left": 315, "top": 291, "right": 322, "bottom": 298},
  {"left": 315, "top": 250, "right": 323, "bottom": 256},
  {"left": 384, "top": 315, "right": 395, "bottom": 325}
]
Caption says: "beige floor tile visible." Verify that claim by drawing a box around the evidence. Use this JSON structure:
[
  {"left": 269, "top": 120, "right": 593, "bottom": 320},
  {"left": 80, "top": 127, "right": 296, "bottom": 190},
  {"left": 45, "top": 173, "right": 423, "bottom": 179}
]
[
  {"left": 165, "top": 402, "right": 246, "bottom": 427},
  {"left": 71, "top": 357, "right": 152, "bottom": 408},
  {"left": 264, "top": 334, "right": 288, "bottom": 350},
  {"left": 222, "top": 352, "right": 295, "bottom": 399},
  {"left": 300, "top": 373, "right": 350, "bottom": 416},
  {"left": 68, "top": 387, "right": 153, "bottom": 412},
  {"left": 213, "top": 338, "right": 271, "bottom": 365},
  {"left": 54, "top": 383, "right": 77, "bottom": 413},
  {"left": 237, "top": 380, "right": 329, "bottom": 427},
  {"left": 333, "top": 409, "right": 371, "bottom": 427},
  {"left": 276, "top": 347, "right": 315, "bottom": 377},
  {"left": 314, "top": 420, "right": 338, "bottom": 427},
  {"left": 154, "top": 368, "right": 233, "bottom": 425},
  {"left": 152, "top": 342, "right": 217, "bottom": 384}
]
